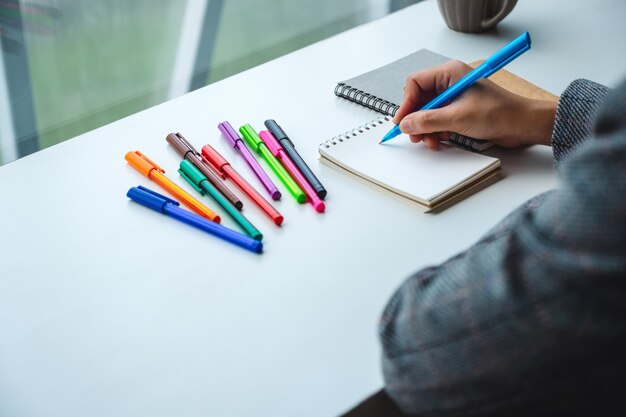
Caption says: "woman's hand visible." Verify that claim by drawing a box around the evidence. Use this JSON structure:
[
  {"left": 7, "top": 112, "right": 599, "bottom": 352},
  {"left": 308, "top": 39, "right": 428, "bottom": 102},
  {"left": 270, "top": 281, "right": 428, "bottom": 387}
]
[{"left": 393, "top": 60, "right": 557, "bottom": 149}]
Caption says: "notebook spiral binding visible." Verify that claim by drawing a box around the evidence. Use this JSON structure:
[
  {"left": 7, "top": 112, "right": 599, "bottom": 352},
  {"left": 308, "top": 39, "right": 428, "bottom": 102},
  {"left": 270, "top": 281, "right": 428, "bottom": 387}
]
[
  {"left": 335, "top": 83, "right": 399, "bottom": 116},
  {"left": 321, "top": 116, "right": 391, "bottom": 148}
]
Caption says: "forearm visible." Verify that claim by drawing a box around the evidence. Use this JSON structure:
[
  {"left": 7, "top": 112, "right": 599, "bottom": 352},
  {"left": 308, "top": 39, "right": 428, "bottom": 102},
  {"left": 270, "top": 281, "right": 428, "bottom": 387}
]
[
  {"left": 509, "top": 79, "right": 609, "bottom": 151},
  {"left": 380, "top": 78, "right": 626, "bottom": 415},
  {"left": 515, "top": 98, "right": 557, "bottom": 146},
  {"left": 380, "top": 194, "right": 626, "bottom": 415},
  {"left": 379, "top": 194, "right": 586, "bottom": 415}
]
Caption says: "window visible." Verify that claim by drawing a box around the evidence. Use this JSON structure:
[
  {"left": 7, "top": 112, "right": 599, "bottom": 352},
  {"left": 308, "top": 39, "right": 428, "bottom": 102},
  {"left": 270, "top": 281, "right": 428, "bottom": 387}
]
[{"left": 0, "top": 0, "right": 419, "bottom": 165}]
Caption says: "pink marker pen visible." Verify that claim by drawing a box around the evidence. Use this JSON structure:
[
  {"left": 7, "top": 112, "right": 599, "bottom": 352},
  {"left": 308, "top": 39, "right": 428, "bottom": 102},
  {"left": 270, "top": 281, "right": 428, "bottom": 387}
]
[{"left": 259, "top": 130, "right": 326, "bottom": 213}]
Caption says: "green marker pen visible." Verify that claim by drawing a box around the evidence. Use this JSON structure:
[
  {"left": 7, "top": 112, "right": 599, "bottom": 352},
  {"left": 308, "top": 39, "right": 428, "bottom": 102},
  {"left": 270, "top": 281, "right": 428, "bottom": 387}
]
[
  {"left": 179, "top": 160, "right": 263, "bottom": 241},
  {"left": 239, "top": 124, "right": 306, "bottom": 204}
]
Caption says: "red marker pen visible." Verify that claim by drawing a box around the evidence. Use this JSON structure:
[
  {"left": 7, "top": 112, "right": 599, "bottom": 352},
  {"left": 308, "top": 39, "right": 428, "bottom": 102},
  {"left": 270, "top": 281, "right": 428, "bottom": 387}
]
[{"left": 202, "top": 145, "right": 284, "bottom": 226}]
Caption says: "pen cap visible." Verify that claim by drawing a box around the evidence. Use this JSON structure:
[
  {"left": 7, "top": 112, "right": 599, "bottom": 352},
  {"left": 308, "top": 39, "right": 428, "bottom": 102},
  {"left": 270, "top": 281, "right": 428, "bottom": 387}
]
[
  {"left": 201, "top": 144, "right": 229, "bottom": 173},
  {"left": 483, "top": 32, "right": 531, "bottom": 77},
  {"left": 258, "top": 130, "right": 281, "bottom": 157},
  {"left": 264, "top": 119, "right": 290, "bottom": 143},
  {"left": 179, "top": 159, "right": 208, "bottom": 190},
  {"left": 125, "top": 151, "right": 165, "bottom": 177},
  {"left": 218, "top": 121, "right": 242, "bottom": 148},
  {"left": 166, "top": 132, "right": 222, "bottom": 184},
  {"left": 239, "top": 124, "right": 262, "bottom": 151},
  {"left": 127, "top": 185, "right": 180, "bottom": 212},
  {"left": 166, "top": 132, "right": 196, "bottom": 158}
]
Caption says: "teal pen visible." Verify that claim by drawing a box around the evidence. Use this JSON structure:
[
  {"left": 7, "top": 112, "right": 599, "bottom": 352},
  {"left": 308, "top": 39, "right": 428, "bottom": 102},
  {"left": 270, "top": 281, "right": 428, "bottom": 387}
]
[
  {"left": 380, "top": 32, "right": 532, "bottom": 143},
  {"left": 179, "top": 160, "right": 263, "bottom": 241}
]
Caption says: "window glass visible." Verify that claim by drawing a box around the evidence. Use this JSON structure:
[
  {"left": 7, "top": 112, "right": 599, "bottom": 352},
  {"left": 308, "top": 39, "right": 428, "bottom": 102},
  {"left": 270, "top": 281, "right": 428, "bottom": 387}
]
[{"left": 0, "top": 0, "right": 418, "bottom": 165}]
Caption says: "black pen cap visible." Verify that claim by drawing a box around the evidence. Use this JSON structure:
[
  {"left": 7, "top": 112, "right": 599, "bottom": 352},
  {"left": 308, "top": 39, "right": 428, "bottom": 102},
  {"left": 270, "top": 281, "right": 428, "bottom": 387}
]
[{"left": 264, "top": 119, "right": 290, "bottom": 143}]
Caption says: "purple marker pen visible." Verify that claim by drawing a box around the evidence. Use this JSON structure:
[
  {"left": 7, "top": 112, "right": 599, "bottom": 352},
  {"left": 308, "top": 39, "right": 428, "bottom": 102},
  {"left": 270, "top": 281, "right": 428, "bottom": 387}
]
[{"left": 217, "top": 121, "right": 281, "bottom": 201}]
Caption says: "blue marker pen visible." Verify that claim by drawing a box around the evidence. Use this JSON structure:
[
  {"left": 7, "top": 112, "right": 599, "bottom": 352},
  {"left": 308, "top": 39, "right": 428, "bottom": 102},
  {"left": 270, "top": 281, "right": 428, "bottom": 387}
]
[{"left": 127, "top": 186, "right": 263, "bottom": 254}]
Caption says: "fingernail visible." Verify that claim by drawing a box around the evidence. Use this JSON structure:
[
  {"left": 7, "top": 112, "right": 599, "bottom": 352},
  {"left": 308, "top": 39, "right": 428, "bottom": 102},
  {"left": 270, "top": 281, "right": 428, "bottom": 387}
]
[{"left": 400, "top": 119, "right": 413, "bottom": 133}]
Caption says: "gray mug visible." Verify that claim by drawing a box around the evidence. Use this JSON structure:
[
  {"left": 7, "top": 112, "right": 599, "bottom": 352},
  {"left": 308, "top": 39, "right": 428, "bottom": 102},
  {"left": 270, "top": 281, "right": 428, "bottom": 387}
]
[{"left": 437, "top": 0, "right": 518, "bottom": 33}]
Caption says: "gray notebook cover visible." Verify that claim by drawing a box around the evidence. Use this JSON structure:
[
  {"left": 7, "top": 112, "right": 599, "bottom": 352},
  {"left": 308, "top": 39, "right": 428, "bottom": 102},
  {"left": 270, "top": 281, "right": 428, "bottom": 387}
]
[
  {"left": 335, "top": 49, "right": 492, "bottom": 151},
  {"left": 337, "top": 49, "right": 451, "bottom": 112}
]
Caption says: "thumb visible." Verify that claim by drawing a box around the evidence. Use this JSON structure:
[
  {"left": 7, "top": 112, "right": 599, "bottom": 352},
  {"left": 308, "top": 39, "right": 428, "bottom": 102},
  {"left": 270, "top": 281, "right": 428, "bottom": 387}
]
[{"left": 399, "top": 108, "right": 454, "bottom": 136}]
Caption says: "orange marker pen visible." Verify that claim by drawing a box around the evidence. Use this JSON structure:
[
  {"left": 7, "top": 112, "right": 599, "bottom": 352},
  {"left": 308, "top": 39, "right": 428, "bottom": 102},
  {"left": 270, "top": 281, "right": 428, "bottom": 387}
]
[{"left": 125, "top": 150, "right": 220, "bottom": 223}]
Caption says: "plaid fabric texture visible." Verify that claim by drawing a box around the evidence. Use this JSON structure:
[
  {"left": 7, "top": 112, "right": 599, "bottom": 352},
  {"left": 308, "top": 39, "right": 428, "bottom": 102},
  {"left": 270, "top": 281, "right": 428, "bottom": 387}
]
[{"left": 379, "top": 78, "right": 626, "bottom": 416}]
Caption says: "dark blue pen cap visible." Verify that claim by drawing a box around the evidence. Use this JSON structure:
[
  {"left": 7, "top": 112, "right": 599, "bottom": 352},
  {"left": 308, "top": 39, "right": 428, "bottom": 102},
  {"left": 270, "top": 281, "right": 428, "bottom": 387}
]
[
  {"left": 127, "top": 185, "right": 180, "bottom": 212},
  {"left": 264, "top": 119, "right": 288, "bottom": 142}
]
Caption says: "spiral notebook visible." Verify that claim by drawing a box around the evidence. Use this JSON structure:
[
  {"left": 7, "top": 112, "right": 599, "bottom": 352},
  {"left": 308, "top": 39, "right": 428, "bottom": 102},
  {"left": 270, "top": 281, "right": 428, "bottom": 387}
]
[{"left": 318, "top": 116, "right": 501, "bottom": 211}]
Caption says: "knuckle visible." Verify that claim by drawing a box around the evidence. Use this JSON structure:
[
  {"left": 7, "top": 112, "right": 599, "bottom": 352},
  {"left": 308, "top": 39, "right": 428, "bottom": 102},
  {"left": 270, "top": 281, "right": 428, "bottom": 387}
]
[
  {"left": 419, "top": 111, "right": 435, "bottom": 130},
  {"left": 443, "top": 59, "right": 469, "bottom": 74},
  {"left": 453, "top": 59, "right": 471, "bottom": 72},
  {"left": 452, "top": 59, "right": 465, "bottom": 67},
  {"left": 404, "top": 75, "right": 416, "bottom": 90},
  {"left": 406, "top": 71, "right": 420, "bottom": 83}
]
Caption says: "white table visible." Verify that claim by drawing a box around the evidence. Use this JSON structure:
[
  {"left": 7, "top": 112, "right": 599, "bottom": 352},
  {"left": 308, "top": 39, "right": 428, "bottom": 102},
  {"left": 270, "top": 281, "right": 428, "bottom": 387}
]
[{"left": 1, "top": 0, "right": 625, "bottom": 416}]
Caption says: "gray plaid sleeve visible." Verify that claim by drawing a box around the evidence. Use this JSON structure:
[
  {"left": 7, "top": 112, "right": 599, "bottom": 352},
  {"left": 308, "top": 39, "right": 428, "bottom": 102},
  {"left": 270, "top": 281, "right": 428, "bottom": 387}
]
[
  {"left": 552, "top": 79, "right": 610, "bottom": 167},
  {"left": 379, "top": 78, "right": 626, "bottom": 416}
]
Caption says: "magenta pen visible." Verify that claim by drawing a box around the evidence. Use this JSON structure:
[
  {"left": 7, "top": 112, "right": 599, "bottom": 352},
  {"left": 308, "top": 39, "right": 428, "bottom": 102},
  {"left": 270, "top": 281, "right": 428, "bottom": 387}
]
[
  {"left": 259, "top": 130, "right": 325, "bottom": 213},
  {"left": 217, "top": 121, "right": 281, "bottom": 201}
]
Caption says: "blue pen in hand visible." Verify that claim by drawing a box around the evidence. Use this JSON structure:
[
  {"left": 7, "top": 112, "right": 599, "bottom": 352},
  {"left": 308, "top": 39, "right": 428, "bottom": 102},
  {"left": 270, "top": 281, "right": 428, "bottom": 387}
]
[{"left": 380, "top": 32, "right": 532, "bottom": 144}]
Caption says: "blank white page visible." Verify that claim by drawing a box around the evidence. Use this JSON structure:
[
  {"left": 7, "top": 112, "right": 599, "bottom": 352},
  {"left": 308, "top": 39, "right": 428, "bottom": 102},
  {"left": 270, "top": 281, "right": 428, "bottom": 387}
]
[{"left": 319, "top": 117, "right": 500, "bottom": 206}]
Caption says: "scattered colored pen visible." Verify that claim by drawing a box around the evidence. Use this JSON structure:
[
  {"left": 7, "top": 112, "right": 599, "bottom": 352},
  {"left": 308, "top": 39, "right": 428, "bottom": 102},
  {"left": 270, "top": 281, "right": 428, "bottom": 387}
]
[
  {"left": 380, "top": 31, "right": 532, "bottom": 143},
  {"left": 125, "top": 150, "right": 220, "bottom": 222},
  {"left": 218, "top": 121, "right": 281, "bottom": 201},
  {"left": 179, "top": 160, "right": 263, "bottom": 241},
  {"left": 202, "top": 144, "right": 284, "bottom": 226},
  {"left": 240, "top": 124, "right": 306, "bottom": 204},
  {"left": 127, "top": 186, "right": 262, "bottom": 254},
  {"left": 166, "top": 132, "right": 243, "bottom": 210},
  {"left": 264, "top": 119, "right": 327, "bottom": 200},
  {"left": 259, "top": 130, "right": 325, "bottom": 213}
]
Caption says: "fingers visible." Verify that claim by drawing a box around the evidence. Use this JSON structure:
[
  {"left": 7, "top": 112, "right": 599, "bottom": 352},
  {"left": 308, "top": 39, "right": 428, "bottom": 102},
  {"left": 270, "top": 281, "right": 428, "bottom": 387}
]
[
  {"left": 393, "top": 60, "right": 471, "bottom": 124},
  {"left": 404, "top": 110, "right": 455, "bottom": 150},
  {"left": 409, "top": 134, "right": 424, "bottom": 143},
  {"left": 422, "top": 136, "right": 440, "bottom": 149},
  {"left": 393, "top": 67, "right": 440, "bottom": 124},
  {"left": 400, "top": 107, "right": 454, "bottom": 136},
  {"left": 409, "top": 132, "right": 450, "bottom": 149}
]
